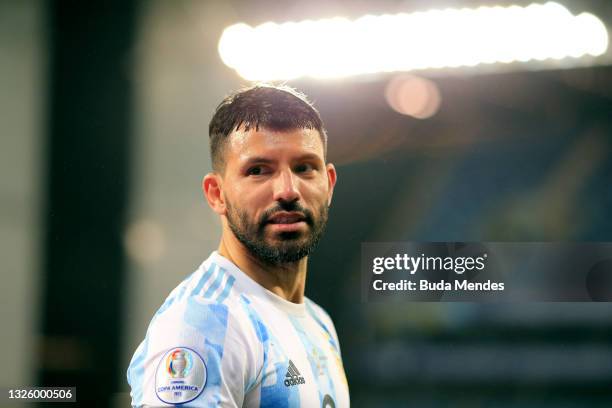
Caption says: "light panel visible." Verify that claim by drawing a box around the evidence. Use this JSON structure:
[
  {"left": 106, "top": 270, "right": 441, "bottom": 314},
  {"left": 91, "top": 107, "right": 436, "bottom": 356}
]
[{"left": 218, "top": 2, "right": 609, "bottom": 81}]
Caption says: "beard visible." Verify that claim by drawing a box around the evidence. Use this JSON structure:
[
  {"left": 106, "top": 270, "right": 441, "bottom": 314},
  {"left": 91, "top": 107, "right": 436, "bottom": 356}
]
[{"left": 225, "top": 198, "right": 329, "bottom": 266}]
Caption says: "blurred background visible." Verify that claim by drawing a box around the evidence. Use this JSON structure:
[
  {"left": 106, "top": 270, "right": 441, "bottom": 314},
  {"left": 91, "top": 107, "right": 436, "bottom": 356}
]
[{"left": 2, "top": 0, "right": 612, "bottom": 406}]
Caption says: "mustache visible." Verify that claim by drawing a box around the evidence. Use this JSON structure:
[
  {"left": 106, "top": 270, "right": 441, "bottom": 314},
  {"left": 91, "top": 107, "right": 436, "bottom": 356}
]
[{"left": 259, "top": 201, "right": 315, "bottom": 228}]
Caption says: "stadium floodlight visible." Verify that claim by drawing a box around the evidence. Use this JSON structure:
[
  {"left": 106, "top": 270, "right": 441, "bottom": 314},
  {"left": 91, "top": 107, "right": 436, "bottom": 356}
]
[{"left": 218, "top": 2, "right": 609, "bottom": 81}]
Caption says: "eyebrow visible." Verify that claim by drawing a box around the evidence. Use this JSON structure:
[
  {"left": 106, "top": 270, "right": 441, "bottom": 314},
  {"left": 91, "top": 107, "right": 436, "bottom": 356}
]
[
  {"left": 294, "top": 153, "right": 323, "bottom": 162},
  {"left": 241, "top": 153, "right": 323, "bottom": 165},
  {"left": 241, "top": 157, "right": 275, "bottom": 166}
]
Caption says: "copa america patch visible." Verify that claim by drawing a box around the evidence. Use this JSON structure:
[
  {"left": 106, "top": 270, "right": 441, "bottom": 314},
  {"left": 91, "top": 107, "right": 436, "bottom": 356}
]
[{"left": 155, "top": 347, "right": 206, "bottom": 404}]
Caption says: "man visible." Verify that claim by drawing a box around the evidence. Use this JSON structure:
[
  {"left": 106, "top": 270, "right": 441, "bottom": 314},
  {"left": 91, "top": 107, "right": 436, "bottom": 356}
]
[{"left": 127, "top": 85, "right": 349, "bottom": 407}]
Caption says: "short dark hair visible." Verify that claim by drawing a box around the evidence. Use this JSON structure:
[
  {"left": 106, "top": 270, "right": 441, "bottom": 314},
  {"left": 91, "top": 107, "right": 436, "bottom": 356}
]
[{"left": 208, "top": 84, "right": 327, "bottom": 173}]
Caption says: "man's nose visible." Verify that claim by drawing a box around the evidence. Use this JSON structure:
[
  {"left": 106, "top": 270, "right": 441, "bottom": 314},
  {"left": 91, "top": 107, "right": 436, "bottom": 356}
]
[{"left": 273, "top": 169, "right": 300, "bottom": 203}]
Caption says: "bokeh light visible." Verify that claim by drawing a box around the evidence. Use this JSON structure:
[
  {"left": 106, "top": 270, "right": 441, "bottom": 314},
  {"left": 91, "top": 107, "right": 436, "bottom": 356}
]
[
  {"left": 124, "top": 219, "right": 166, "bottom": 265},
  {"left": 385, "top": 74, "right": 441, "bottom": 119}
]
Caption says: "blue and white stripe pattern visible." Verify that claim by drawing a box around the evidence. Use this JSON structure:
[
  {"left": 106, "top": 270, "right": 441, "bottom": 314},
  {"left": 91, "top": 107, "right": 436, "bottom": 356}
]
[{"left": 127, "top": 251, "right": 349, "bottom": 407}]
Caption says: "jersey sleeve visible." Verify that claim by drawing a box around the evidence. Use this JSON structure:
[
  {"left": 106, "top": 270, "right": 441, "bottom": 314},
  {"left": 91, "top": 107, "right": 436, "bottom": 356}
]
[{"left": 127, "top": 295, "right": 258, "bottom": 407}]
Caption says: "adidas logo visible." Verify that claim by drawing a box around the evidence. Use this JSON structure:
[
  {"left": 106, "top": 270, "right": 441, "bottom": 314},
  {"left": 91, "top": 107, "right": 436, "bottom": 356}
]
[{"left": 284, "top": 360, "right": 306, "bottom": 387}]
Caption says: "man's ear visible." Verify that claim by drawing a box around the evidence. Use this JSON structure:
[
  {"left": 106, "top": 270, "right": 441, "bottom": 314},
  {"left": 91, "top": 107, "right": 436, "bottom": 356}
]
[
  {"left": 202, "top": 173, "right": 226, "bottom": 215},
  {"left": 326, "top": 163, "right": 337, "bottom": 206}
]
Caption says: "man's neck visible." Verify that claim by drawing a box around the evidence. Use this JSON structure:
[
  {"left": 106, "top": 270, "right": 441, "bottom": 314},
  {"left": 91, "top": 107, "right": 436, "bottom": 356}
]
[{"left": 217, "top": 232, "right": 307, "bottom": 304}]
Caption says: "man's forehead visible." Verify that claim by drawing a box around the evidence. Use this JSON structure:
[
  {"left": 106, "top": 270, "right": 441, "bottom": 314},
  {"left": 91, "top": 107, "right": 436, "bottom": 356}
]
[{"left": 227, "top": 127, "right": 325, "bottom": 157}]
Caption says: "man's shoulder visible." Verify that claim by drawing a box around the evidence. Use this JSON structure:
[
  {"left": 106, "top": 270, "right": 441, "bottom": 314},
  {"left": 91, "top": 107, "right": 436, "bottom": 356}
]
[
  {"left": 148, "top": 257, "right": 247, "bottom": 331},
  {"left": 140, "top": 264, "right": 261, "bottom": 376},
  {"left": 304, "top": 297, "right": 335, "bottom": 330},
  {"left": 304, "top": 297, "right": 343, "bottom": 352},
  {"left": 304, "top": 296, "right": 330, "bottom": 317}
]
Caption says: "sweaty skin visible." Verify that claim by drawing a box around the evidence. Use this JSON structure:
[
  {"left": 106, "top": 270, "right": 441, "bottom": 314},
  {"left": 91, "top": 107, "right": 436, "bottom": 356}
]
[{"left": 202, "top": 127, "right": 337, "bottom": 303}]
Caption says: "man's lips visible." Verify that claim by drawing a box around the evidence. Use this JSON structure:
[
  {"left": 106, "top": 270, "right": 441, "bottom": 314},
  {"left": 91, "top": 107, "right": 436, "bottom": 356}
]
[
  {"left": 266, "top": 212, "right": 308, "bottom": 233},
  {"left": 266, "top": 212, "right": 306, "bottom": 224}
]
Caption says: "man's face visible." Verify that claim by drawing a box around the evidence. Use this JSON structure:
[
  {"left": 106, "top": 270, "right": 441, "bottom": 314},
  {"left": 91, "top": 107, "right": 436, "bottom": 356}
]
[{"left": 220, "top": 127, "right": 336, "bottom": 265}]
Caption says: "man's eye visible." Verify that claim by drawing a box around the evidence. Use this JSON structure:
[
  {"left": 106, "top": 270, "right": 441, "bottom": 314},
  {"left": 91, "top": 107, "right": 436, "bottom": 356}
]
[
  {"left": 246, "top": 166, "right": 266, "bottom": 176},
  {"left": 295, "top": 163, "right": 314, "bottom": 173}
]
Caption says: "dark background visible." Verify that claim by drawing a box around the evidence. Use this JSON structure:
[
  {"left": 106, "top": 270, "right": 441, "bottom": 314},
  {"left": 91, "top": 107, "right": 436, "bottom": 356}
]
[{"left": 1, "top": 0, "right": 611, "bottom": 407}]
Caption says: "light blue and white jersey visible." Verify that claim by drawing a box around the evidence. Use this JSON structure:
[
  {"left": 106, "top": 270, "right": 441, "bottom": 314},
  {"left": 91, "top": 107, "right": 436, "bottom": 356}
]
[{"left": 127, "top": 251, "right": 349, "bottom": 407}]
